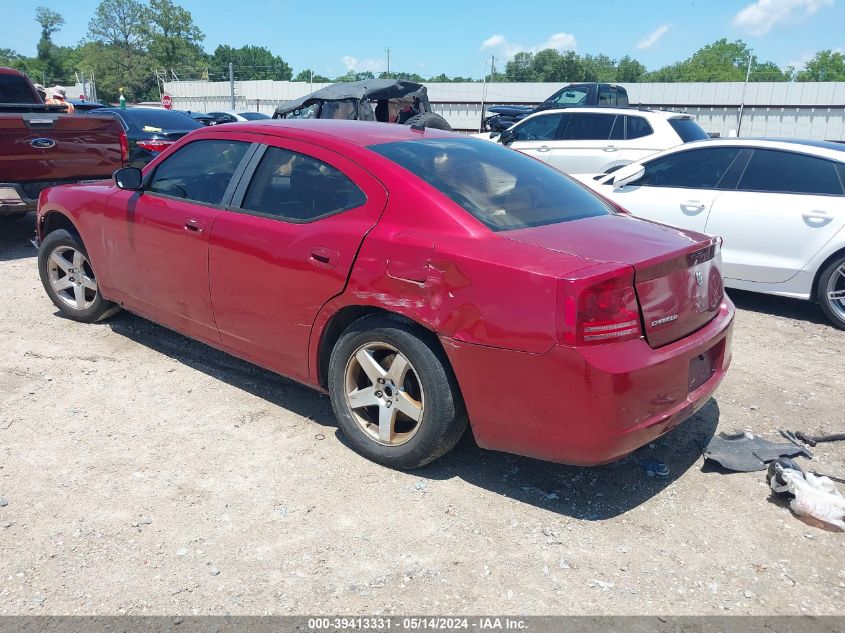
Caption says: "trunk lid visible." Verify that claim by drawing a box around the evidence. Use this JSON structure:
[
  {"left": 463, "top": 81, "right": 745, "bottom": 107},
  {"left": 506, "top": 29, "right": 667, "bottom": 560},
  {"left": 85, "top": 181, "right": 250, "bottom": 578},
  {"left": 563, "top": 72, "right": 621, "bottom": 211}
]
[
  {"left": 503, "top": 214, "right": 724, "bottom": 348},
  {"left": 0, "top": 112, "right": 124, "bottom": 184}
]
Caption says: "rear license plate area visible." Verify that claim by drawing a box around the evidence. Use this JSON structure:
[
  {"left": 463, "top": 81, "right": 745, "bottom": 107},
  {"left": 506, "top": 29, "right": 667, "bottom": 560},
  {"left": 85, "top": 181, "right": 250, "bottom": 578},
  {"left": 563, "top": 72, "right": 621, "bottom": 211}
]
[{"left": 688, "top": 345, "right": 718, "bottom": 392}]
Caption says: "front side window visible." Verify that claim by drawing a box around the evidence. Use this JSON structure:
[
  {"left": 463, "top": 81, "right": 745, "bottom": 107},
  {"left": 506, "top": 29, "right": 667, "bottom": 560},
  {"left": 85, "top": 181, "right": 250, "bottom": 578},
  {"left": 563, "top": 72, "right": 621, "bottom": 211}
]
[
  {"left": 564, "top": 113, "right": 617, "bottom": 140},
  {"left": 738, "top": 149, "right": 844, "bottom": 195},
  {"left": 239, "top": 146, "right": 366, "bottom": 221},
  {"left": 511, "top": 113, "right": 566, "bottom": 142},
  {"left": 369, "top": 137, "right": 611, "bottom": 231},
  {"left": 147, "top": 139, "right": 250, "bottom": 205},
  {"left": 640, "top": 147, "right": 741, "bottom": 189}
]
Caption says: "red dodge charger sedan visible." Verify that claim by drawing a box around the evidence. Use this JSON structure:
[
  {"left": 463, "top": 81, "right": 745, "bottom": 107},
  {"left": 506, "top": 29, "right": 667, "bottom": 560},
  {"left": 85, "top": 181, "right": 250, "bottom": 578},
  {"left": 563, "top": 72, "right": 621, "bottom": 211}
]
[{"left": 35, "top": 120, "right": 734, "bottom": 469}]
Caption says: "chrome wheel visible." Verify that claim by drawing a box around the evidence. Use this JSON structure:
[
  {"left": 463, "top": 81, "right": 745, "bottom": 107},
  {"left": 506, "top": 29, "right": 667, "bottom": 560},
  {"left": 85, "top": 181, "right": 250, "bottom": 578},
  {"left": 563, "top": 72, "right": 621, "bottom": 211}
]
[
  {"left": 826, "top": 262, "right": 845, "bottom": 323},
  {"left": 344, "top": 342, "right": 425, "bottom": 446},
  {"left": 47, "top": 245, "right": 98, "bottom": 311}
]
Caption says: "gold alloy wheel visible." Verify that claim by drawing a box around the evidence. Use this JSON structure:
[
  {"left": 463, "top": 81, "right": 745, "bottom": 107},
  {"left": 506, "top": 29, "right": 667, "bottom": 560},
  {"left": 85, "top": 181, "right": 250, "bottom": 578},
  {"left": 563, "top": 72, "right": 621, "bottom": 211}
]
[{"left": 343, "top": 342, "right": 425, "bottom": 446}]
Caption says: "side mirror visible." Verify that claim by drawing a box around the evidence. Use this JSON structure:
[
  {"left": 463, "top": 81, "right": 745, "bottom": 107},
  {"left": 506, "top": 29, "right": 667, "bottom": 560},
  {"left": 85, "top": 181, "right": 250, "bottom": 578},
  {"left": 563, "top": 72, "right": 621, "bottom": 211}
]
[
  {"left": 499, "top": 130, "right": 514, "bottom": 145},
  {"left": 613, "top": 165, "right": 645, "bottom": 188},
  {"left": 113, "top": 167, "right": 143, "bottom": 191}
]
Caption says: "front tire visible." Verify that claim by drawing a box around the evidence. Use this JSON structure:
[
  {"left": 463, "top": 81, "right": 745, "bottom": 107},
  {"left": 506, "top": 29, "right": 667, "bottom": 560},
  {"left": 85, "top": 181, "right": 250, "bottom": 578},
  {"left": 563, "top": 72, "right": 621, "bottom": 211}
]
[
  {"left": 818, "top": 255, "right": 845, "bottom": 330},
  {"left": 328, "top": 316, "right": 467, "bottom": 469},
  {"left": 38, "top": 229, "right": 119, "bottom": 323}
]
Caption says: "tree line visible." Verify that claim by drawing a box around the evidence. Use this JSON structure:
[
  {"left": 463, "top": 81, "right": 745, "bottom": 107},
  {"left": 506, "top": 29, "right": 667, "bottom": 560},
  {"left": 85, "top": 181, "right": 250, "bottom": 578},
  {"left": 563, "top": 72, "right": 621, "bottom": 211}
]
[{"left": 2, "top": 0, "right": 845, "bottom": 104}]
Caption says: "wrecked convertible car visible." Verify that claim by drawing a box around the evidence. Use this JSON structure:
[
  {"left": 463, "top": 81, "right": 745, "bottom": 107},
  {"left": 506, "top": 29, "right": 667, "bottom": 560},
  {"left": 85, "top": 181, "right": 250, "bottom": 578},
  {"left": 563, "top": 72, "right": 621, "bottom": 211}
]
[{"left": 273, "top": 79, "right": 452, "bottom": 131}]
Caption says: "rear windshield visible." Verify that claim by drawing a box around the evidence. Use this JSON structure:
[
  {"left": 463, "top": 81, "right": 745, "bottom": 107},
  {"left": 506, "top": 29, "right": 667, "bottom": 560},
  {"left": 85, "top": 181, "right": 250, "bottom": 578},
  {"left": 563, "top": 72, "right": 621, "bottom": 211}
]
[
  {"left": 0, "top": 73, "right": 38, "bottom": 104},
  {"left": 238, "top": 112, "right": 269, "bottom": 120},
  {"left": 121, "top": 108, "right": 202, "bottom": 130},
  {"left": 669, "top": 117, "right": 709, "bottom": 142},
  {"left": 369, "top": 138, "right": 611, "bottom": 231}
]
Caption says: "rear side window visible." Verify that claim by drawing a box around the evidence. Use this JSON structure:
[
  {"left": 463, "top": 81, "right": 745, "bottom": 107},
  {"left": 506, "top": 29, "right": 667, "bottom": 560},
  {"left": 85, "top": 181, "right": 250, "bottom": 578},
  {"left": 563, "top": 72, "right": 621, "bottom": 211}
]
[
  {"left": 511, "top": 113, "right": 566, "bottom": 142},
  {"left": 668, "top": 117, "right": 709, "bottom": 142},
  {"left": 564, "top": 113, "right": 617, "bottom": 140},
  {"left": 626, "top": 116, "right": 653, "bottom": 140},
  {"left": 239, "top": 146, "right": 366, "bottom": 221},
  {"left": 738, "top": 150, "right": 844, "bottom": 195},
  {"left": 640, "top": 147, "right": 742, "bottom": 189},
  {"left": 369, "top": 137, "right": 611, "bottom": 231},
  {"left": 147, "top": 140, "right": 250, "bottom": 205}
]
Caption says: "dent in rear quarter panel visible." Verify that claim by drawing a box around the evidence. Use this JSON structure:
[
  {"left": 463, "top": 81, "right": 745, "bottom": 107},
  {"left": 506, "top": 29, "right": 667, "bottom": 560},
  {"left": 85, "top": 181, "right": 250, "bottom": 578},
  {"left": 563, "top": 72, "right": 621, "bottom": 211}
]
[{"left": 307, "top": 182, "right": 599, "bottom": 385}]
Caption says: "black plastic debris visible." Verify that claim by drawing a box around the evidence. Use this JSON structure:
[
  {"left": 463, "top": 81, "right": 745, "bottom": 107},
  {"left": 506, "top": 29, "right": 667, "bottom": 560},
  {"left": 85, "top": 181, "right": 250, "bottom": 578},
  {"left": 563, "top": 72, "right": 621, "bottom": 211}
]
[{"left": 703, "top": 432, "right": 813, "bottom": 472}]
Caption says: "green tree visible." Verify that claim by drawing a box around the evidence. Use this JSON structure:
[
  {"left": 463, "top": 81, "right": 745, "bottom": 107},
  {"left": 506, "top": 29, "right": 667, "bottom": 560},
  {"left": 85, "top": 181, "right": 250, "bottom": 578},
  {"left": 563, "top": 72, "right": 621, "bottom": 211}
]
[
  {"left": 379, "top": 71, "right": 424, "bottom": 82},
  {"left": 795, "top": 50, "right": 845, "bottom": 81},
  {"left": 581, "top": 54, "right": 616, "bottom": 82},
  {"left": 211, "top": 45, "right": 292, "bottom": 81},
  {"left": 35, "top": 7, "right": 65, "bottom": 84},
  {"left": 293, "top": 69, "right": 330, "bottom": 83},
  {"left": 530, "top": 49, "right": 584, "bottom": 82},
  {"left": 146, "top": 0, "right": 207, "bottom": 73},
  {"left": 616, "top": 55, "right": 646, "bottom": 82},
  {"left": 504, "top": 51, "right": 535, "bottom": 82},
  {"left": 87, "top": 0, "right": 153, "bottom": 101}
]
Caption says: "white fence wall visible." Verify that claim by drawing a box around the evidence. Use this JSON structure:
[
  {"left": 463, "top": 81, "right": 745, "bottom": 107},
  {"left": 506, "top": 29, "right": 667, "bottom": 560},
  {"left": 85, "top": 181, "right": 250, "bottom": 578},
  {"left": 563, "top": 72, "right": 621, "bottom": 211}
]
[{"left": 162, "top": 80, "right": 845, "bottom": 140}]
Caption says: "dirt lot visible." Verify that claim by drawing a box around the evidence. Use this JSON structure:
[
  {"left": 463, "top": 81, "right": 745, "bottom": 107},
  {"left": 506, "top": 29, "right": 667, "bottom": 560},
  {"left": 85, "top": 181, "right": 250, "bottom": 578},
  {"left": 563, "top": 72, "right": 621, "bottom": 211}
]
[{"left": 0, "top": 212, "right": 843, "bottom": 616}]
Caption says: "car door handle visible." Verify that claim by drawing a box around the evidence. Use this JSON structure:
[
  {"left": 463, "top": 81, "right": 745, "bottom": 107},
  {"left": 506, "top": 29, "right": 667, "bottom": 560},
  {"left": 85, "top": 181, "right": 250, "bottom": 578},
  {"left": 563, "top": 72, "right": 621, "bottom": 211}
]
[
  {"left": 680, "top": 200, "right": 706, "bottom": 214},
  {"left": 603, "top": 145, "right": 618, "bottom": 152},
  {"left": 536, "top": 145, "right": 551, "bottom": 152},
  {"left": 310, "top": 247, "right": 339, "bottom": 268},
  {"left": 802, "top": 210, "right": 833, "bottom": 226},
  {"left": 184, "top": 218, "right": 204, "bottom": 234}
]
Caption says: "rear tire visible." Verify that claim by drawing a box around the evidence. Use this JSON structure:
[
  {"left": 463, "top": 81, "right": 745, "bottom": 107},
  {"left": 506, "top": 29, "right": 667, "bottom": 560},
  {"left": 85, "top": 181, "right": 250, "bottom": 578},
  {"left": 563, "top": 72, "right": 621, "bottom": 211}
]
[
  {"left": 328, "top": 316, "right": 467, "bottom": 469},
  {"left": 404, "top": 112, "right": 452, "bottom": 131},
  {"left": 38, "top": 229, "right": 119, "bottom": 323},
  {"left": 817, "top": 254, "right": 845, "bottom": 329}
]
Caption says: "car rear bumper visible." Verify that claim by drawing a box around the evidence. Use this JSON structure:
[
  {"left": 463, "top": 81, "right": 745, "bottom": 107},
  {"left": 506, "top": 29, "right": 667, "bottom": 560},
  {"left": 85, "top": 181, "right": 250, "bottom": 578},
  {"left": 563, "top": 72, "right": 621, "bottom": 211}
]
[
  {"left": 441, "top": 298, "right": 735, "bottom": 465},
  {"left": 0, "top": 183, "right": 36, "bottom": 214}
]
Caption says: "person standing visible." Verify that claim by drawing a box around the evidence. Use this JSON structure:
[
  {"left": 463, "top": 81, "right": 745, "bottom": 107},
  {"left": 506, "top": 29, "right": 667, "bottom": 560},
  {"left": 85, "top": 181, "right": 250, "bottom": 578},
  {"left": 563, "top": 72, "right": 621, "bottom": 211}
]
[{"left": 45, "top": 86, "right": 75, "bottom": 114}]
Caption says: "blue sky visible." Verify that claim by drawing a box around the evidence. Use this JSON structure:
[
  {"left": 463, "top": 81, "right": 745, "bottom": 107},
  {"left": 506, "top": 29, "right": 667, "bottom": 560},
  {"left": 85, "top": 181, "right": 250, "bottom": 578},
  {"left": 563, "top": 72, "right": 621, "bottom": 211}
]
[{"left": 3, "top": 0, "right": 843, "bottom": 78}]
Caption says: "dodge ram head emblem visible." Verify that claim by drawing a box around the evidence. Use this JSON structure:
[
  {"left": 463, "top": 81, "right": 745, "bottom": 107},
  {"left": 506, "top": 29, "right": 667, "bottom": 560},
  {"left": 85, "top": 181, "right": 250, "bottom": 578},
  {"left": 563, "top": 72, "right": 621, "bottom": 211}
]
[
  {"left": 30, "top": 137, "right": 57, "bottom": 149},
  {"left": 695, "top": 269, "right": 704, "bottom": 287}
]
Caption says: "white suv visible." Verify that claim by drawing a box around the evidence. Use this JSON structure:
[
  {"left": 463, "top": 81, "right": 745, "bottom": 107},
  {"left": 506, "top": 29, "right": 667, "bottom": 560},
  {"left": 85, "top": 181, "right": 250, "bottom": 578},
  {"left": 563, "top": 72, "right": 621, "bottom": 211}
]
[{"left": 481, "top": 107, "right": 709, "bottom": 175}]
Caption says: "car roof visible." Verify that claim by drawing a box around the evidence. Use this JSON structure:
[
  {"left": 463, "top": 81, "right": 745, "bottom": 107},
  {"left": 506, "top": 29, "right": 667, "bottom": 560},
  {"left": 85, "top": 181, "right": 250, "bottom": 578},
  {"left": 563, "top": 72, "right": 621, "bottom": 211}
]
[
  {"left": 196, "top": 119, "right": 455, "bottom": 147},
  {"left": 522, "top": 107, "right": 686, "bottom": 120},
  {"left": 666, "top": 137, "right": 845, "bottom": 161}
]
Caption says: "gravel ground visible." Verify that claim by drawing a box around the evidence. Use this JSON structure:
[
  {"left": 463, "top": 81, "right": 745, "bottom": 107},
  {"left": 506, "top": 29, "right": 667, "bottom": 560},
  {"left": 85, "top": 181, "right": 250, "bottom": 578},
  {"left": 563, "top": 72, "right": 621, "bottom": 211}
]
[{"left": 0, "top": 212, "right": 843, "bottom": 615}]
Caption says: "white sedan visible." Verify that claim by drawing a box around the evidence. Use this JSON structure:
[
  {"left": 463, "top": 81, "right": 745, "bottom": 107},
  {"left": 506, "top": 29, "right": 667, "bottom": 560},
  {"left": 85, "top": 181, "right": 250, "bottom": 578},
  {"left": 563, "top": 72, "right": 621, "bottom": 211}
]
[{"left": 577, "top": 138, "right": 845, "bottom": 328}]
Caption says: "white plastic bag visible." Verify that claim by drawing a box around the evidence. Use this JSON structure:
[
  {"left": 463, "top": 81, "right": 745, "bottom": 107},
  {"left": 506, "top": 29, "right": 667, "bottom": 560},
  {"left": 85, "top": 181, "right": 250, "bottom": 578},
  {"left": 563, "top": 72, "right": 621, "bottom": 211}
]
[{"left": 770, "top": 467, "right": 845, "bottom": 531}]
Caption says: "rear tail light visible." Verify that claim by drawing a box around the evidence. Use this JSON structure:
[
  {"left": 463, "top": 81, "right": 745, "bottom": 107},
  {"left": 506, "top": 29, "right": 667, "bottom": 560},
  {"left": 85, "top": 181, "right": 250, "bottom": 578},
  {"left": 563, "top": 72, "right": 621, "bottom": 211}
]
[
  {"left": 119, "top": 131, "right": 129, "bottom": 165},
  {"left": 560, "top": 265, "right": 643, "bottom": 346},
  {"left": 136, "top": 139, "right": 174, "bottom": 152}
]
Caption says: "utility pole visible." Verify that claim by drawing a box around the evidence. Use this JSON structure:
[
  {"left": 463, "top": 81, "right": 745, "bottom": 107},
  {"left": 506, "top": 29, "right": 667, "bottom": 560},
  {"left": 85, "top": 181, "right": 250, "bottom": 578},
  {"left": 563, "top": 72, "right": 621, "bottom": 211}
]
[
  {"left": 229, "top": 62, "right": 235, "bottom": 110},
  {"left": 737, "top": 53, "right": 753, "bottom": 136},
  {"left": 490, "top": 54, "right": 496, "bottom": 82},
  {"left": 309, "top": 69, "right": 313, "bottom": 92},
  {"left": 385, "top": 47, "right": 391, "bottom": 78},
  {"left": 480, "top": 55, "right": 493, "bottom": 132}
]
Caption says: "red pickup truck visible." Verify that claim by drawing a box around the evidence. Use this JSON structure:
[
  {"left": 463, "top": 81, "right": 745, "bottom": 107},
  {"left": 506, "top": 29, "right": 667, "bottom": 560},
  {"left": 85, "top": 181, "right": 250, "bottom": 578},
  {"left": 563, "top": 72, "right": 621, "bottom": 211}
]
[{"left": 0, "top": 67, "right": 126, "bottom": 220}]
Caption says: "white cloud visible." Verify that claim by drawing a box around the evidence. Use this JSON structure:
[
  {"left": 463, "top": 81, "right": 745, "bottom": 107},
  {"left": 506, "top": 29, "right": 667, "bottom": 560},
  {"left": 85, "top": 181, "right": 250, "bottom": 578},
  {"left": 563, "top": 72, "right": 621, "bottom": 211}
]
[
  {"left": 479, "top": 32, "right": 577, "bottom": 59},
  {"left": 733, "top": 0, "right": 833, "bottom": 36},
  {"left": 636, "top": 24, "right": 670, "bottom": 50},
  {"left": 340, "top": 55, "right": 384, "bottom": 73}
]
